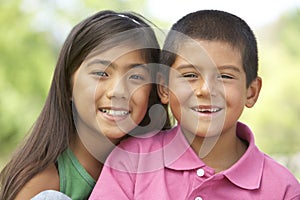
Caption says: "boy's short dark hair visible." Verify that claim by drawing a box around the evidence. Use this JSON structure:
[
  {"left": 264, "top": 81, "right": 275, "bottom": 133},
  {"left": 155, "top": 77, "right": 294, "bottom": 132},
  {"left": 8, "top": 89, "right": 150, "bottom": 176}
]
[{"left": 161, "top": 10, "right": 258, "bottom": 87}]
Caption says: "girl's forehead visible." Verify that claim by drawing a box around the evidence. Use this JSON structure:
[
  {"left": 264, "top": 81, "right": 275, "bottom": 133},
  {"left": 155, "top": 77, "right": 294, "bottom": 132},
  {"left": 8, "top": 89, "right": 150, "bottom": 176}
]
[{"left": 85, "top": 44, "right": 144, "bottom": 63}]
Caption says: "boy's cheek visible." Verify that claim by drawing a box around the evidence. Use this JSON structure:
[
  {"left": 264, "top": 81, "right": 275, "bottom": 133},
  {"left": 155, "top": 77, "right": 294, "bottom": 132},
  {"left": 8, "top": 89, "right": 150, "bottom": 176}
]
[
  {"left": 169, "top": 92, "right": 182, "bottom": 120},
  {"left": 169, "top": 81, "right": 194, "bottom": 103}
]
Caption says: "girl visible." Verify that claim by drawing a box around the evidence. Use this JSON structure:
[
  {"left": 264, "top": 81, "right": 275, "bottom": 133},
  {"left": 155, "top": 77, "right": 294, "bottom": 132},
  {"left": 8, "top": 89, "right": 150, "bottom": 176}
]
[{"left": 0, "top": 10, "right": 169, "bottom": 200}]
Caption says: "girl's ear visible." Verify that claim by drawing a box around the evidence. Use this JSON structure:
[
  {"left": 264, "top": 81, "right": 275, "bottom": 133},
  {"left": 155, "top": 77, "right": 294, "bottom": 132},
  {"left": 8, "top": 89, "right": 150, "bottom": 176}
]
[
  {"left": 245, "top": 76, "right": 262, "bottom": 108},
  {"left": 157, "top": 73, "right": 169, "bottom": 104}
]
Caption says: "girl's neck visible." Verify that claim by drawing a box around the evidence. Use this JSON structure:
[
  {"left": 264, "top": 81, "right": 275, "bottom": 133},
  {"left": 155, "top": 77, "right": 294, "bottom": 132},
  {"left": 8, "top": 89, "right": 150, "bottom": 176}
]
[
  {"left": 184, "top": 125, "right": 248, "bottom": 173},
  {"left": 70, "top": 134, "right": 119, "bottom": 181}
]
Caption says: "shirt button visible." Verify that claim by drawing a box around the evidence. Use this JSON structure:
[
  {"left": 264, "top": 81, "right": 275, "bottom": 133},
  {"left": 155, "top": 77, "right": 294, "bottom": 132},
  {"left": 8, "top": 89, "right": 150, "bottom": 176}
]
[
  {"left": 195, "top": 197, "right": 203, "bottom": 200},
  {"left": 196, "top": 168, "right": 205, "bottom": 177}
]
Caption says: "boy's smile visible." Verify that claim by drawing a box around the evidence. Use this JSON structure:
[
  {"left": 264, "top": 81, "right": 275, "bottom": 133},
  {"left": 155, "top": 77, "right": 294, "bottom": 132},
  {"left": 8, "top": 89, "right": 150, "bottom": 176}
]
[{"left": 190, "top": 105, "right": 223, "bottom": 117}]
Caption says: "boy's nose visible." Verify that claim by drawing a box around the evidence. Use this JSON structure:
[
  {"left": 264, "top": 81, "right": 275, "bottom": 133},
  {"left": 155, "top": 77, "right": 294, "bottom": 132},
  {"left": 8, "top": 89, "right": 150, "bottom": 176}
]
[{"left": 194, "top": 79, "right": 210, "bottom": 97}]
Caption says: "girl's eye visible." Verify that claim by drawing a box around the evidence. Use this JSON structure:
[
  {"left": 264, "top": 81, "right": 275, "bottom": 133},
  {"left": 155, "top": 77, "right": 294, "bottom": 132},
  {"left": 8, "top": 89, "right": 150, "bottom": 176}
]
[
  {"left": 93, "top": 71, "right": 108, "bottom": 77},
  {"left": 129, "top": 74, "right": 145, "bottom": 80}
]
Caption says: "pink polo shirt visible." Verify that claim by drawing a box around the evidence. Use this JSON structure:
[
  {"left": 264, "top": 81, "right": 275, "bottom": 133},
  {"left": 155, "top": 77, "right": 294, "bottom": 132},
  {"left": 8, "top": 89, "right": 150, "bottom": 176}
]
[{"left": 89, "top": 122, "right": 300, "bottom": 200}]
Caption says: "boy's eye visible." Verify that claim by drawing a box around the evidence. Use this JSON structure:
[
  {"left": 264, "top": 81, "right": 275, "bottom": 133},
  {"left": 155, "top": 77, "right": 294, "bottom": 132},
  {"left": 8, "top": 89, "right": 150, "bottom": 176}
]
[
  {"left": 182, "top": 73, "right": 198, "bottom": 78},
  {"left": 217, "top": 74, "right": 234, "bottom": 79}
]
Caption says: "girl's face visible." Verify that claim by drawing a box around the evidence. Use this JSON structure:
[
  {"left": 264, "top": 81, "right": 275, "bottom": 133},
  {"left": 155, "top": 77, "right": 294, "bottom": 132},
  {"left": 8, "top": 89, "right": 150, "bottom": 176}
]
[{"left": 72, "top": 46, "right": 152, "bottom": 141}]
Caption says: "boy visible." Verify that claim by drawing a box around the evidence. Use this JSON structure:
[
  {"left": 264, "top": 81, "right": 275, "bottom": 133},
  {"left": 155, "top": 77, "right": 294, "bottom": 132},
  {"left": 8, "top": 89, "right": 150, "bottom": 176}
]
[{"left": 89, "top": 10, "right": 300, "bottom": 199}]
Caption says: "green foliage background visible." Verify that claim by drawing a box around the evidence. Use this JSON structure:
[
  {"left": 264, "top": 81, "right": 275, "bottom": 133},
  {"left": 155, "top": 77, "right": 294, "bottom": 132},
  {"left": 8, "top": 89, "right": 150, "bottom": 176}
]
[{"left": 0, "top": 0, "right": 299, "bottom": 178}]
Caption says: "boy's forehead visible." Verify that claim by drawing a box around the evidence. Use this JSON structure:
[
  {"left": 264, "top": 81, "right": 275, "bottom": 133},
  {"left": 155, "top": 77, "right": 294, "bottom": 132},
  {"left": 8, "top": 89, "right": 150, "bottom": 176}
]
[
  {"left": 174, "top": 39, "right": 215, "bottom": 69},
  {"left": 177, "top": 39, "right": 238, "bottom": 54},
  {"left": 172, "top": 39, "right": 243, "bottom": 71}
]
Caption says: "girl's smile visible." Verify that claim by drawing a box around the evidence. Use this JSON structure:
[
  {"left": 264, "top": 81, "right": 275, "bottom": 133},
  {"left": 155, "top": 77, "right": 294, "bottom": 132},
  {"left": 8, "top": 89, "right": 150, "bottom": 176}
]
[{"left": 99, "top": 108, "right": 130, "bottom": 121}]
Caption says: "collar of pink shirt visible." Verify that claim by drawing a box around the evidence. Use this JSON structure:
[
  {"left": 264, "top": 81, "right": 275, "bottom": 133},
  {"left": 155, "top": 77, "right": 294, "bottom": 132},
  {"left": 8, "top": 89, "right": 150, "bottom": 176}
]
[{"left": 162, "top": 122, "right": 264, "bottom": 190}]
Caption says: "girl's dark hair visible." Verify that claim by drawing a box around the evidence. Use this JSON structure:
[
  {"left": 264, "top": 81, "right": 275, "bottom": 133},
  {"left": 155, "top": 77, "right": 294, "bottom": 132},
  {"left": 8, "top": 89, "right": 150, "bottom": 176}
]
[
  {"left": 161, "top": 10, "right": 258, "bottom": 87},
  {"left": 0, "top": 10, "right": 169, "bottom": 199}
]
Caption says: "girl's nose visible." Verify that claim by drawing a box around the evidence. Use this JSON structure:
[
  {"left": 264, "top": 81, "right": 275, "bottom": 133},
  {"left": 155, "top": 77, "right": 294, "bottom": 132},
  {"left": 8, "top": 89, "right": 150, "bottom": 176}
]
[{"left": 106, "top": 78, "right": 128, "bottom": 99}]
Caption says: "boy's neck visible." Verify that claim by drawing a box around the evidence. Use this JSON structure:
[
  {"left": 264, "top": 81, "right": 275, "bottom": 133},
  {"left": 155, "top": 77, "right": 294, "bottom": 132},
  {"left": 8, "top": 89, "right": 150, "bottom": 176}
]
[{"left": 183, "top": 125, "right": 248, "bottom": 173}]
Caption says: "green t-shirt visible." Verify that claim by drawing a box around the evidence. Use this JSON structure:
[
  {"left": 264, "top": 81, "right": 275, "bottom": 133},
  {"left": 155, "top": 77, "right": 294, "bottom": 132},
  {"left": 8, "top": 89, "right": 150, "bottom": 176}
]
[{"left": 57, "top": 148, "right": 96, "bottom": 200}]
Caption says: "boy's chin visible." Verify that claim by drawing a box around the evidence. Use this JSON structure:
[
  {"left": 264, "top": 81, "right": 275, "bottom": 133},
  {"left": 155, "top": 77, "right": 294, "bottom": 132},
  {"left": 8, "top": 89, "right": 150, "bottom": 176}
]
[{"left": 180, "top": 121, "right": 224, "bottom": 138}]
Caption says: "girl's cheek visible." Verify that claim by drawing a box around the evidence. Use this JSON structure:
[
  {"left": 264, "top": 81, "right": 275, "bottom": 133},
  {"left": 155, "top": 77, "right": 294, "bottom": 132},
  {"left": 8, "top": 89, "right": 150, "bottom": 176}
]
[{"left": 130, "top": 85, "right": 152, "bottom": 102}]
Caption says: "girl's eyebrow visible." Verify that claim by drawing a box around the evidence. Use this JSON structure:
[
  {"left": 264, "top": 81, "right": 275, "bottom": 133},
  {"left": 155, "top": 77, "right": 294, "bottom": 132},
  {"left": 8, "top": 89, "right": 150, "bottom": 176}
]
[
  {"left": 86, "top": 59, "right": 110, "bottom": 67},
  {"left": 86, "top": 59, "right": 149, "bottom": 71},
  {"left": 130, "top": 63, "right": 150, "bottom": 72}
]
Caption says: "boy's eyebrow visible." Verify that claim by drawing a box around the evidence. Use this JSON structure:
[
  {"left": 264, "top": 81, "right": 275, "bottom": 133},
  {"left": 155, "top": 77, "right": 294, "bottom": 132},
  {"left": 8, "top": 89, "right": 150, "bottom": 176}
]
[
  {"left": 173, "top": 64, "right": 195, "bottom": 70},
  {"left": 218, "top": 65, "right": 241, "bottom": 73},
  {"left": 174, "top": 64, "right": 242, "bottom": 74}
]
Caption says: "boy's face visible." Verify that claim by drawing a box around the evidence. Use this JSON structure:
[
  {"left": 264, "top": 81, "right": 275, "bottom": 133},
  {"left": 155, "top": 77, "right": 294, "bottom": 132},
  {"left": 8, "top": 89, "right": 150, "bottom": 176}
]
[{"left": 160, "top": 40, "right": 261, "bottom": 138}]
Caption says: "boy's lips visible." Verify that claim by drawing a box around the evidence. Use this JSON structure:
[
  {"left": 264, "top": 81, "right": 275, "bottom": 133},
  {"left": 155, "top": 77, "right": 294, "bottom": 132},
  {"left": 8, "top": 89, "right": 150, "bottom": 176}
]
[{"left": 191, "top": 105, "right": 222, "bottom": 114}]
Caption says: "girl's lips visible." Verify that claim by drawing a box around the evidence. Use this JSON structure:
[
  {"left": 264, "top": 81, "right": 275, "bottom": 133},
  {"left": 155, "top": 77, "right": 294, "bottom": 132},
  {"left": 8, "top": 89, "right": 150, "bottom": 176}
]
[
  {"left": 99, "top": 108, "right": 130, "bottom": 121},
  {"left": 99, "top": 108, "right": 130, "bottom": 116}
]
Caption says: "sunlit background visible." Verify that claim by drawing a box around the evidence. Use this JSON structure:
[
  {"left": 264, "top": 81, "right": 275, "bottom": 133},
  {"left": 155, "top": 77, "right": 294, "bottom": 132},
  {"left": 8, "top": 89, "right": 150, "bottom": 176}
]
[{"left": 1, "top": 0, "right": 300, "bottom": 179}]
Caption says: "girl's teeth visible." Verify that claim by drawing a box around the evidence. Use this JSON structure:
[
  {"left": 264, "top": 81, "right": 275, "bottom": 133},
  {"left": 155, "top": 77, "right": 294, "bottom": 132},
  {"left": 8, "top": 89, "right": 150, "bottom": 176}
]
[{"left": 101, "top": 109, "right": 129, "bottom": 116}]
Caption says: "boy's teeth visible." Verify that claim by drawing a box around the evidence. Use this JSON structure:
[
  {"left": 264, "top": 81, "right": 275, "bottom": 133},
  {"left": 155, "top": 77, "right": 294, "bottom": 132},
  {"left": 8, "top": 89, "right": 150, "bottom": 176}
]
[
  {"left": 101, "top": 109, "right": 129, "bottom": 116},
  {"left": 194, "top": 108, "right": 219, "bottom": 113}
]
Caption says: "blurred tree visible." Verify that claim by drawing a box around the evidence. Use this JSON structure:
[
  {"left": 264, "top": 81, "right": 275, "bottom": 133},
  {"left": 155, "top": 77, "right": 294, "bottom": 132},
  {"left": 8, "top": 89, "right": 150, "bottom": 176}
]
[
  {"left": 0, "top": 0, "right": 56, "bottom": 160},
  {"left": 241, "top": 8, "right": 300, "bottom": 155},
  {"left": 278, "top": 9, "right": 300, "bottom": 58}
]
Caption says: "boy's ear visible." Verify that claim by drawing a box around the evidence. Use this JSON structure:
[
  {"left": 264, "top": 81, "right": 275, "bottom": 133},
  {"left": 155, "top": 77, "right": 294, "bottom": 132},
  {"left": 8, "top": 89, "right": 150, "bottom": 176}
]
[
  {"left": 157, "top": 73, "right": 169, "bottom": 104},
  {"left": 245, "top": 76, "right": 262, "bottom": 108}
]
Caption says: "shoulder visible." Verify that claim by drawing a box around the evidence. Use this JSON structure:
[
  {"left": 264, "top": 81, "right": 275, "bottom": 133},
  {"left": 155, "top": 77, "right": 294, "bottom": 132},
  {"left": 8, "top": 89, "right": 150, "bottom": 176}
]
[
  {"left": 118, "top": 128, "right": 171, "bottom": 153},
  {"left": 15, "top": 163, "right": 60, "bottom": 200},
  {"left": 262, "top": 154, "right": 300, "bottom": 196},
  {"left": 105, "top": 129, "right": 175, "bottom": 173},
  {"left": 263, "top": 154, "right": 298, "bottom": 181}
]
